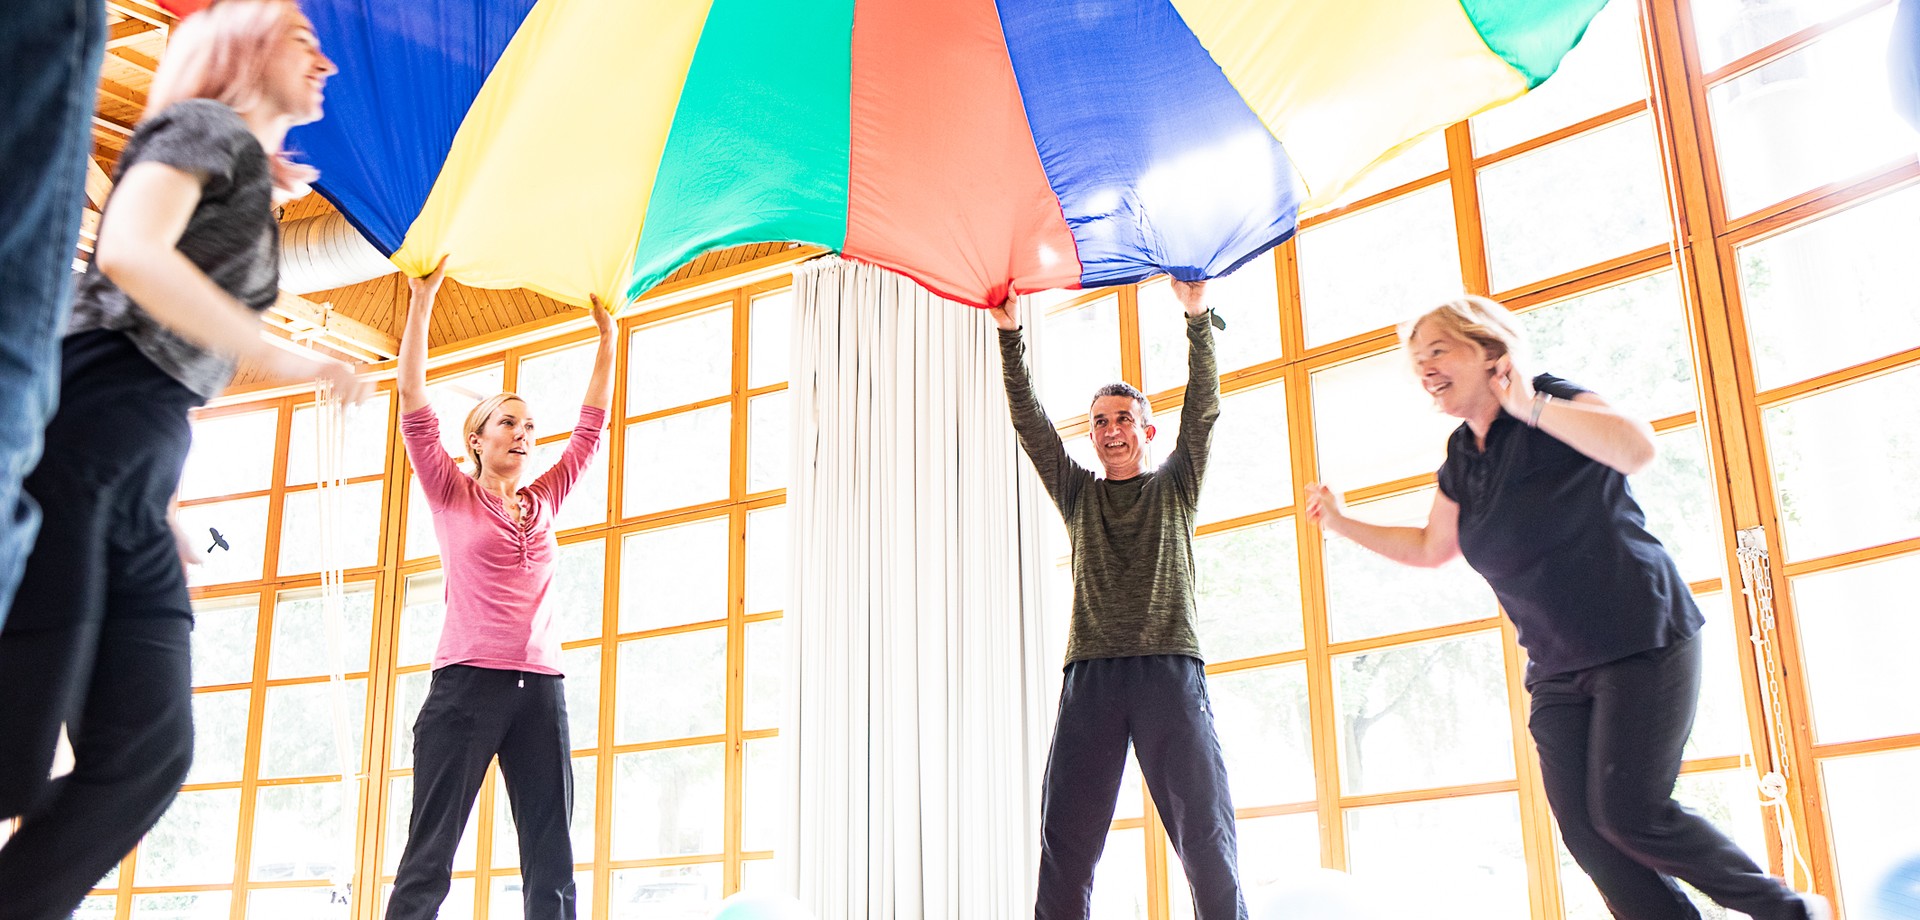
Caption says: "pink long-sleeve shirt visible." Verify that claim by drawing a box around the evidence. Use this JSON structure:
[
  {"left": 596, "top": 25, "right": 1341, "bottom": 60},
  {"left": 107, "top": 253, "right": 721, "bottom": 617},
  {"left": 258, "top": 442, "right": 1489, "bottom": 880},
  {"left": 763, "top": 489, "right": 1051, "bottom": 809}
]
[{"left": 400, "top": 403, "right": 607, "bottom": 675}]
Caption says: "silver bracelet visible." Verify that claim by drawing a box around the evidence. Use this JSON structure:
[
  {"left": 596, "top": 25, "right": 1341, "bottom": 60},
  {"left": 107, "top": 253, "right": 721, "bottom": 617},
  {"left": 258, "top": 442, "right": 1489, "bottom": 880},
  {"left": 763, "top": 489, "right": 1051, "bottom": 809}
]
[{"left": 1529, "top": 392, "right": 1552, "bottom": 427}]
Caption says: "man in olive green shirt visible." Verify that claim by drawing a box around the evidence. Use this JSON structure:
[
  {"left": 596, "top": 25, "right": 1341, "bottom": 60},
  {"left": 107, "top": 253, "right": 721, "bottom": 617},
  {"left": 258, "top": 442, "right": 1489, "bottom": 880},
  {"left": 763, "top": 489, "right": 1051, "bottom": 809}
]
[{"left": 991, "top": 280, "right": 1245, "bottom": 920}]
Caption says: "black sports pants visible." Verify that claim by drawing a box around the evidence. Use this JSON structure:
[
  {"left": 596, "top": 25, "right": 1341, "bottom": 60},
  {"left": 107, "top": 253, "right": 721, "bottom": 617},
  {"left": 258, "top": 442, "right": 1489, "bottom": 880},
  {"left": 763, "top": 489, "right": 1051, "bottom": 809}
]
[
  {"left": 385, "top": 665, "right": 575, "bottom": 920},
  {"left": 1035, "top": 654, "right": 1246, "bottom": 920},
  {"left": 1530, "top": 632, "right": 1818, "bottom": 920},
  {"left": 0, "top": 331, "right": 201, "bottom": 920}
]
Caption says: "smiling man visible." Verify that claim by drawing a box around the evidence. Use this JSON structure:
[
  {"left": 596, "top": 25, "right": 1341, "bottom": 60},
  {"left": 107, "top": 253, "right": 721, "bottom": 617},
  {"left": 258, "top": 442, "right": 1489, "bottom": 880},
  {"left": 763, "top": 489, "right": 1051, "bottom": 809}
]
[{"left": 990, "top": 280, "right": 1245, "bottom": 920}]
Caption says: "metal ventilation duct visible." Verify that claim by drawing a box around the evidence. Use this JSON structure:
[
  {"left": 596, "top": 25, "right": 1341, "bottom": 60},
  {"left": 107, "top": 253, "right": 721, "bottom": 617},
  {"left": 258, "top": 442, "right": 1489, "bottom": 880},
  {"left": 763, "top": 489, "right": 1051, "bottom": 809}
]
[{"left": 278, "top": 210, "right": 396, "bottom": 294}]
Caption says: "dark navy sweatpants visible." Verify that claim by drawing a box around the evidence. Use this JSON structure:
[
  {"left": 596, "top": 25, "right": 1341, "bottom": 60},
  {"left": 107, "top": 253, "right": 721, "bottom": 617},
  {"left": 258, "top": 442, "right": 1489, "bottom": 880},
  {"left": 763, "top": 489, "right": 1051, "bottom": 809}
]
[{"left": 1035, "top": 654, "right": 1246, "bottom": 920}]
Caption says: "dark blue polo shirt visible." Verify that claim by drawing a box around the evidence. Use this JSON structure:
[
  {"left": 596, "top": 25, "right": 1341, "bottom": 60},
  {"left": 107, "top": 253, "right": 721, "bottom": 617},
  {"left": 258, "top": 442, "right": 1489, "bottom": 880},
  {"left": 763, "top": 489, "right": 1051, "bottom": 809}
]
[{"left": 1437, "top": 374, "right": 1703, "bottom": 683}]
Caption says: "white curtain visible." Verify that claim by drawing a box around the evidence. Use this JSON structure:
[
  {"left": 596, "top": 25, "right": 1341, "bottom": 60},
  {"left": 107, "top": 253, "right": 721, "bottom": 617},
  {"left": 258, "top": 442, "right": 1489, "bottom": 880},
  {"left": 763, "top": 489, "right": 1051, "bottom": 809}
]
[{"left": 785, "top": 257, "right": 1061, "bottom": 920}]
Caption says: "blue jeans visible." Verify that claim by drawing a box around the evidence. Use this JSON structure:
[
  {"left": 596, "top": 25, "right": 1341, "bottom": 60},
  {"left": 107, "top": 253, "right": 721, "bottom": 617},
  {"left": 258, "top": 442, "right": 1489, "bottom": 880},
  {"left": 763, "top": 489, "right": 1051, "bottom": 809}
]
[{"left": 0, "top": 0, "right": 106, "bottom": 623}]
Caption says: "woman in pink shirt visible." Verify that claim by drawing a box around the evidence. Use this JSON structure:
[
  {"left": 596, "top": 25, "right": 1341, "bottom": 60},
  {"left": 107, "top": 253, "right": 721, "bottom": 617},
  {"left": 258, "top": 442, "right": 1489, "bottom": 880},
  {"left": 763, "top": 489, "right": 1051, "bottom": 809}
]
[{"left": 387, "top": 257, "right": 615, "bottom": 920}]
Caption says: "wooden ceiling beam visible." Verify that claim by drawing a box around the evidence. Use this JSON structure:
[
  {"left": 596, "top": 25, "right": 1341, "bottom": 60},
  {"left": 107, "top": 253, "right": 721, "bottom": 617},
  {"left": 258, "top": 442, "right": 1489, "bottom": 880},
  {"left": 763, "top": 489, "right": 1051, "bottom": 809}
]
[
  {"left": 106, "top": 46, "right": 160, "bottom": 77},
  {"left": 85, "top": 156, "right": 113, "bottom": 209},
  {"left": 271, "top": 290, "right": 400, "bottom": 362},
  {"left": 104, "top": 0, "right": 175, "bottom": 30},
  {"left": 97, "top": 77, "right": 145, "bottom": 108},
  {"left": 106, "top": 19, "right": 161, "bottom": 47}
]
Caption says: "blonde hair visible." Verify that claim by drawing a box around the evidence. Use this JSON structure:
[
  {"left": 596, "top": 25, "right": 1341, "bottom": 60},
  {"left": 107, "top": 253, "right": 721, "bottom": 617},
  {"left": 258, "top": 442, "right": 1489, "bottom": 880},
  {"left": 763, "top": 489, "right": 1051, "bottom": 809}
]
[
  {"left": 462, "top": 393, "right": 527, "bottom": 477},
  {"left": 1399, "top": 295, "right": 1529, "bottom": 366},
  {"left": 143, "top": 0, "right": 318, "bottom": 198}
]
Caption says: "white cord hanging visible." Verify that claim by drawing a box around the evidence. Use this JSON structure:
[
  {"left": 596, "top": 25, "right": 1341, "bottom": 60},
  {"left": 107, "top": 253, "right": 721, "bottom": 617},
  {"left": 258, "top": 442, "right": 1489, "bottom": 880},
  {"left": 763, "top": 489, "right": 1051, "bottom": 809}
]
[{"left": 313, "top": 381, "right": 362, "bottom": 909}]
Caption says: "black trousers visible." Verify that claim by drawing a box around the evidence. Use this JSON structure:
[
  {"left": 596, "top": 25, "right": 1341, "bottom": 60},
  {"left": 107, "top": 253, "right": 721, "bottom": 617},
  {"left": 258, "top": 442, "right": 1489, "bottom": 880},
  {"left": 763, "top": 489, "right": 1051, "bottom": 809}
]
[
  {"left": 1035, "top": 655, "right": 1245, "bottom": 920},
  {"left": 0, "top": 332, "right": 200, "bottom": 920},
  {"left": 386, "top": 665, "right": 575, "bottom": 920},
  {"left": 1530, "top": 632, "right": 1816, "bottom": 920}
]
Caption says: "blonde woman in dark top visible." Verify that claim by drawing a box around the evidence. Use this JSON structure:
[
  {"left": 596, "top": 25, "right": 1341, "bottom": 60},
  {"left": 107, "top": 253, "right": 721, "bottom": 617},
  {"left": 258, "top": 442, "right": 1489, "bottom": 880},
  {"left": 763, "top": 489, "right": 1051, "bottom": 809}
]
[
  {"left": 0, "top": 4, "right": 363, "bottom": 917},
  {"left": 1307, "top": 295, "right": 1827, "bottom": 920}
]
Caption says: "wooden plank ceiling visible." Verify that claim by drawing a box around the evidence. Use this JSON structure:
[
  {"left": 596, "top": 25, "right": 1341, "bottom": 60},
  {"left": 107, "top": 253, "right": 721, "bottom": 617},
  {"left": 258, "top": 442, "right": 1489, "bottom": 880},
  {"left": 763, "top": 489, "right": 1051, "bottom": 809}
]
[{"left": 88, "top": 2, "right": 801, "bottom": 391}]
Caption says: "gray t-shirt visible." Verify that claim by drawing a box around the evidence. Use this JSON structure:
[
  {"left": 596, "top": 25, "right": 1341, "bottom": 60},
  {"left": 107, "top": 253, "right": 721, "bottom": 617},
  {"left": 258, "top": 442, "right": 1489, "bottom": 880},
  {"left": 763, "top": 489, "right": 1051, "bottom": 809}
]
[
  {"left": 69, "top": 98, "right": 280, "bottom": 399},
  {"left": 999, "top": 313, "right": 1222, "bottom": 664}
]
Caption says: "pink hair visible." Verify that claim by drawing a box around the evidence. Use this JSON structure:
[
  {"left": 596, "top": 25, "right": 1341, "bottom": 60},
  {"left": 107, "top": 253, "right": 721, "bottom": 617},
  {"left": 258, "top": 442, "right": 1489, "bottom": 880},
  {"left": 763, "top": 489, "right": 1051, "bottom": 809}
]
[{"left": 143, "top": 0, "right": 317, "bottom": 199}]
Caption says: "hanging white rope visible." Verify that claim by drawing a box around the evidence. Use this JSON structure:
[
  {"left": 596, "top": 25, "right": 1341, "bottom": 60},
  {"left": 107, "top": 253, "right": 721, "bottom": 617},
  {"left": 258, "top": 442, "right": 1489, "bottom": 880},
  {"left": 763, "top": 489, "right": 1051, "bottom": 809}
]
[
  {"left": 1632, "top": 11, "right": 1812, "bottom": 892},
  {"left": 313, "top": 381, "right": 361, "bottom": 909}
]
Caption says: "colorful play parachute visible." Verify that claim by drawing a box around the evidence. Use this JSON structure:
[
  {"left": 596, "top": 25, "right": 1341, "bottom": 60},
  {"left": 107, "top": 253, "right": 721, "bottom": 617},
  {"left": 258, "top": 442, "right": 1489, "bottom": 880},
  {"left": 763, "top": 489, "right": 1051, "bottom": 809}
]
[{"left": 162, "top": 0, "right": 1607, "bottom": 308}]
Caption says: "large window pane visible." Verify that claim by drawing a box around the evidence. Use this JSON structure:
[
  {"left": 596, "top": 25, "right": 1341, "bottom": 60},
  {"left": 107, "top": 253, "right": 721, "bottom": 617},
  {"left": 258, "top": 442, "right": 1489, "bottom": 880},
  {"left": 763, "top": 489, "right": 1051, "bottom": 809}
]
[
  {"left": 176, "top": 495, "right": 270, "bottom": 586},
  {"left": 622, "top": 404, "right": 731, "bottom": 517},
  {"left": 268, "top": 584, "right": 376, "bottom": 679},
  {"left": 1473, "top": 0, "right": 1647, "bottom": 154},
  {"left": 626, "top": 305, "right": 733, "bottom": 416},
  {"left": 742, "top": 736, "right": 785, "bottom": 852},
  {"left": 610, "top": 744, "right": 725, "bottom": 859},
  {"left": 1691, "top": 0, "right": 1851, "bottom": 70},
  {"left": 389, "top": 669, "right": 431, "bottom": 770},
  {"left": 1311, "top": 350, "right": 1458, "bottom": 489},
  {"left": 749, "top": 289, "right": 793, "bottom": 389},
  {"left": 190, "top": 593, "right": 258, "bottom": 686},
  {"left": 405, "top": 474, "right": 439, "bottom": 561},
  {"left": 1037, "top": 294, "right": 1122, "bottom": 423},
  {"left": 1519, "top": 270, "right": 1697, "bottom": 422},
  {"left": 547, "top": 538, "right": 606, "bottom": 644},
  {"left": 1333, "top": 631, "right": 1514, "bottom": 795},
  {"left": 287, "top": 391, "right": 390, "bottom": 484},
  {"left": 1820, "top": 747, "right": 1920, "bottom": 916},
  {"left": 1737, "top": 184, "right": 1920, "bottom": 390},
  {"left": 528, "top": 434, "right": 610, "bottom": 533},
  {"left": 608, "top": 864, "right": 723, "bottom": 920},
  {"left": 1090, "top": 826, "right": 1148, "bottom": 920},
  {"left": 746, "top": 506, "right": 789, "bottom": 614},
  {"left": 1686, "top": 592, "right": 1755, "bottom": 761},
  {"left": 1479, "top": 115, "right": 1670, "bottom": 291},
  {"left": 564, "top": 644, "right": 602, "bottom": 749},
  {"left": 399, "top": 572, "right": 445, "bottom": 667},
  {"left": 619, "top": 517, "right": 729, "bottom": 632},
  {"left": 131, "top": 892, "right": 230, "bottom": 920},
  {"left": 1323, "top": 489, "right": 1496, "bottom": 643},
  {"left": 1298, "top": 182, "right": 1462, "bottom": 348},
  {"left": 278, "top": 481, "right": 384, "bottom": 575},
  {"left": 258, "top": 679, "right": 367, "bottom": 780},
  {"left": 1634, "top": 426, "right": 1724, "bottom": 584},
  {"left": 180, "top": 408, "right": 277, "bottom": 500},
  {"left": 616, "top": 629, "right": 726, "bottom": 743},
  {"left": 1233, "top": 812, "right": 1322, "bottom": 891},
  {"left": 134, "top": 788, "right": 242, "bottom": 885},
  {"left": 744, "top": 619, "right": 786, "bottom": 732},
  {"left": 1345, "top": 793, "right": 1529, "bottom": 919},
  {"left": 1197, "top": 382, "right": 1291, "bottom": 525},
  {"left": 425, "top": 364, "right": 506, "bottom": 461},
  {"left": 1792, "top": 554, "right": 1920, "bottom": 743},
  {"left": 1708, "top": 8, "right": 1920, "bottom": 217},
  {"left": 185, "top": 689, "right": 249, "bottom": 785},
  {"left": 1138, "top": 254, "right": 1282, "bottom": 393},
  {"left": 1763, "top": 366, "right": 1920, "bottom": 560},
  {"left": 515, "top": 340, "right": 596, "bottom": 430},
  {"left": 250, "top": 781, "right": 356, "bottom": 882},
  {"left": 748, "top": 390, "right": 790, "bottom": 493},
  {"left": 1210, "top": 663, "right": 1314, "bottom": 807},
  {"left": 1195, "top": 519, "right": 1305, "bottom": 659}
]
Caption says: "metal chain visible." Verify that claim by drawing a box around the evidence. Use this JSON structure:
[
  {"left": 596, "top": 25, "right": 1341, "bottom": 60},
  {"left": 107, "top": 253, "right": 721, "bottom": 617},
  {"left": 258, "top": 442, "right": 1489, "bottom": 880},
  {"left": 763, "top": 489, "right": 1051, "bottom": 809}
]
[{"left": 1734, "top": 525, "right": 1812, "bottom": 889}]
